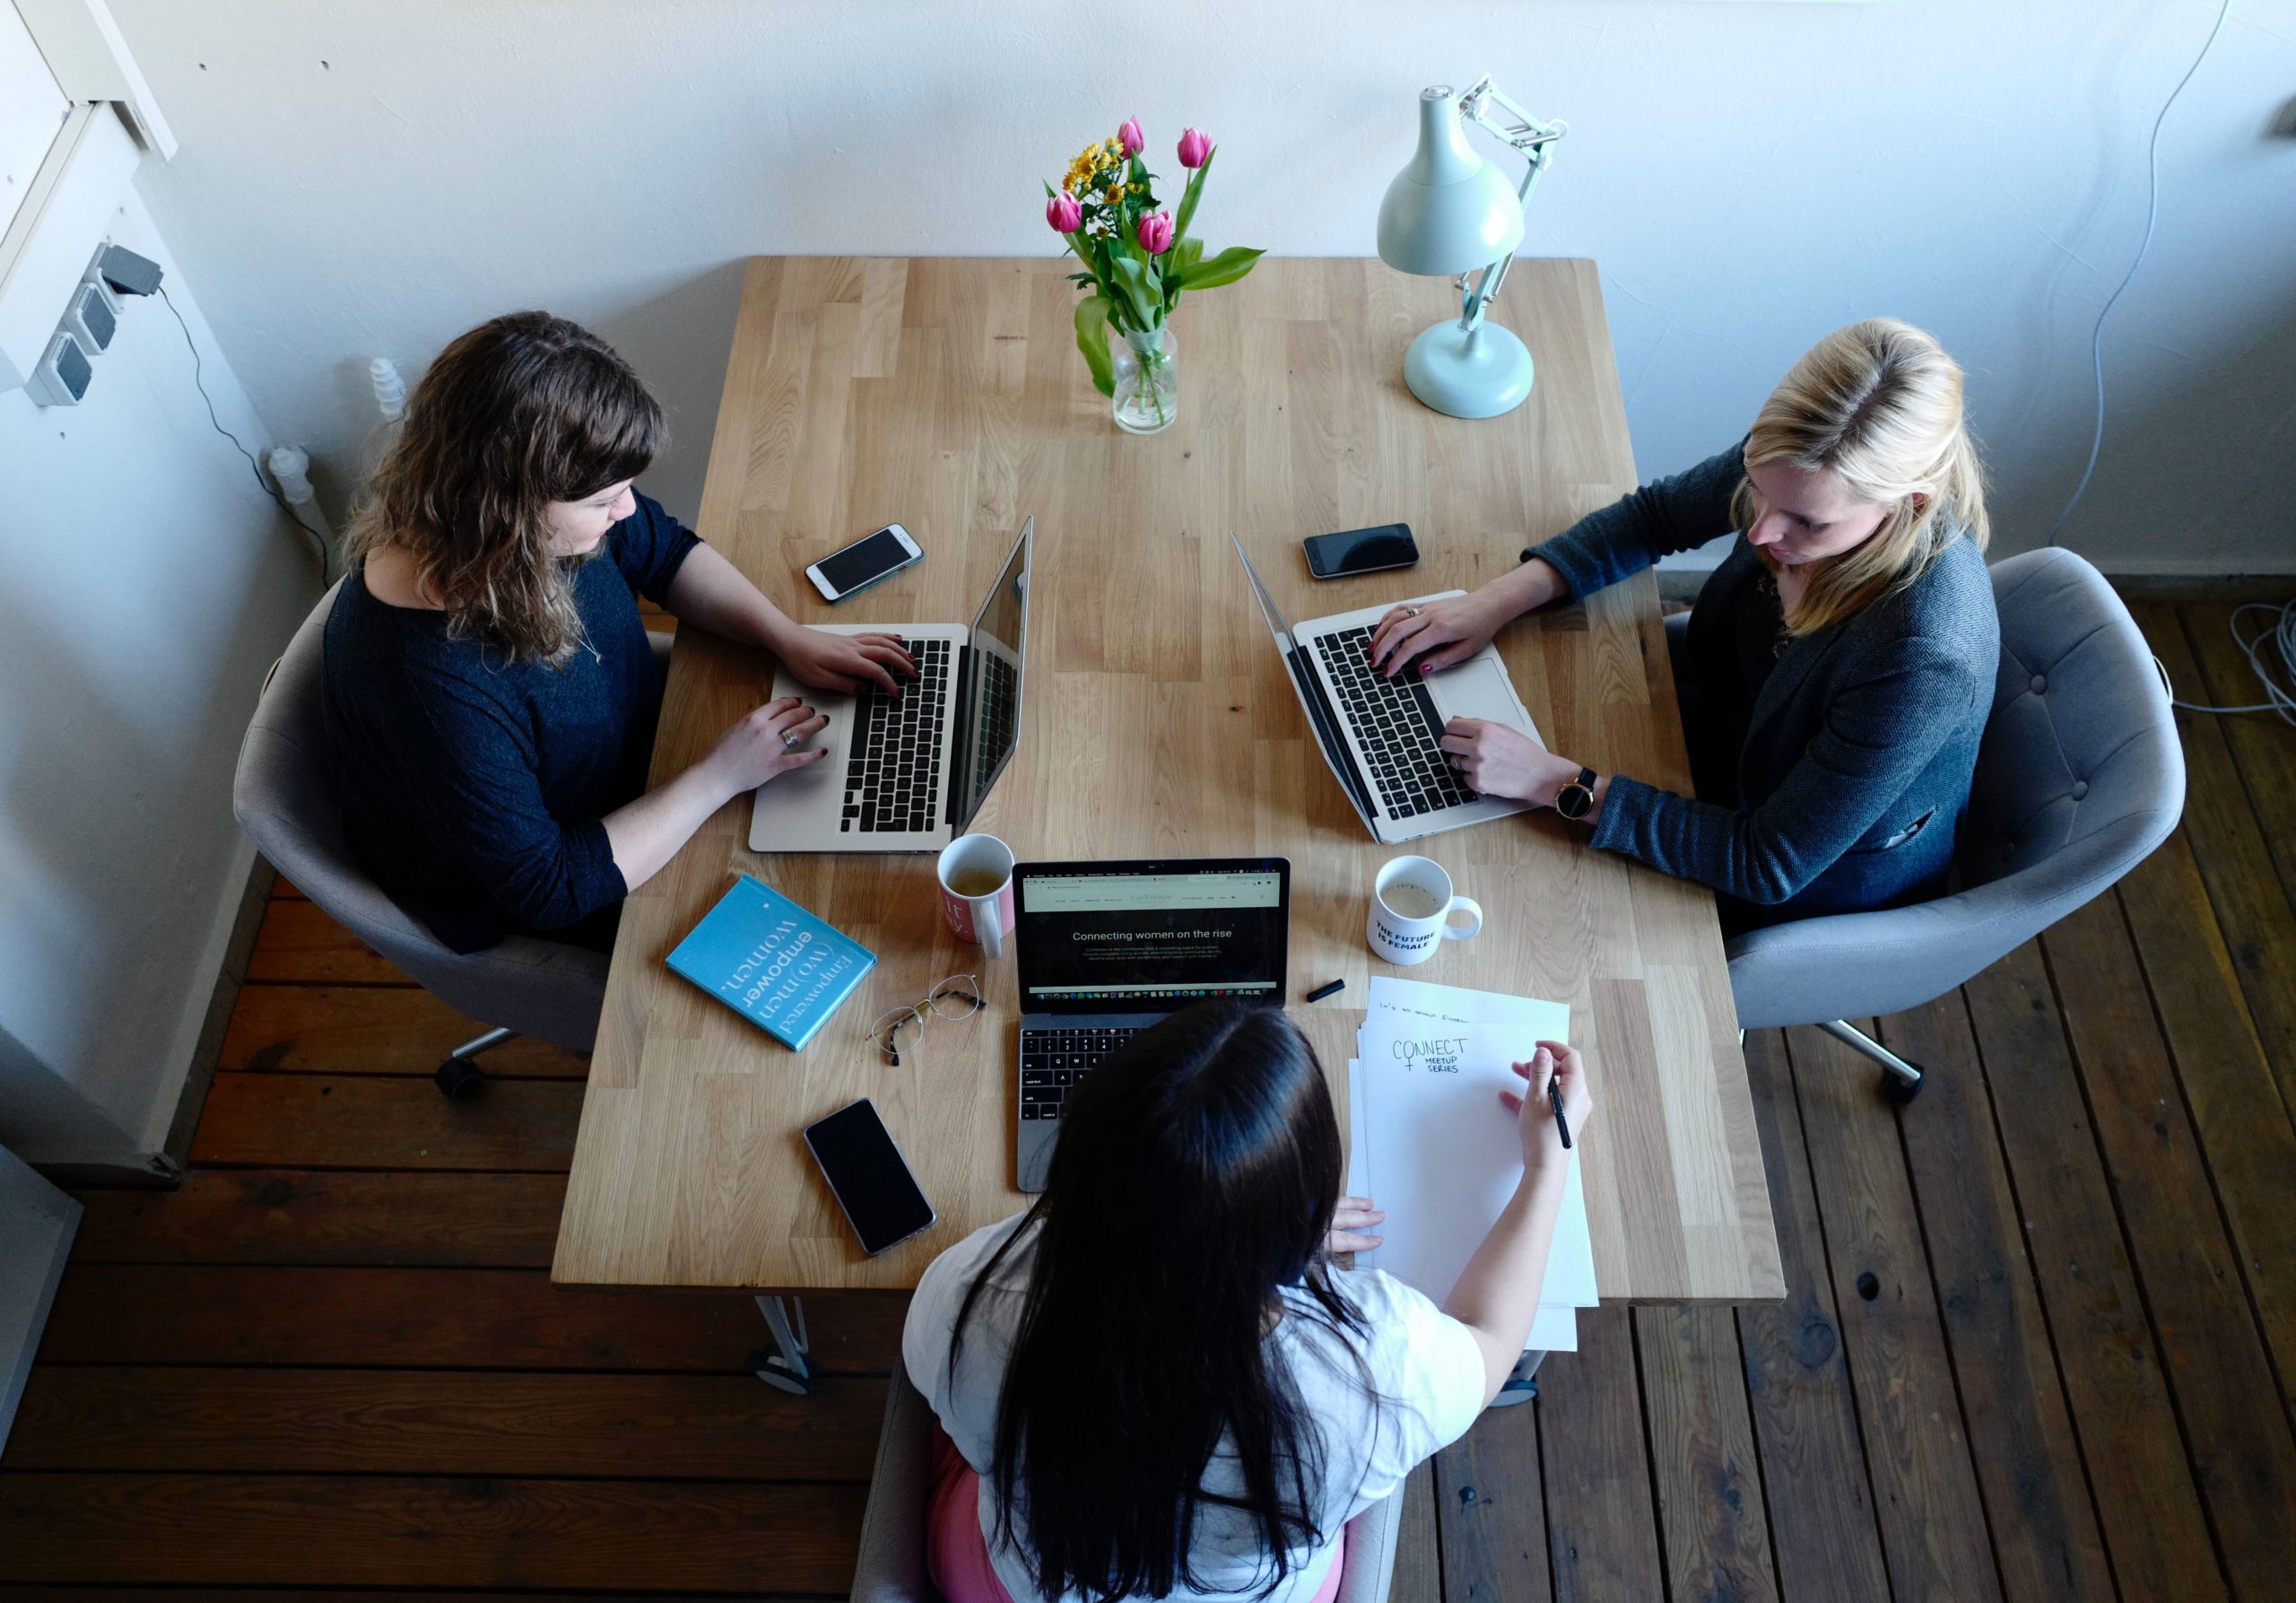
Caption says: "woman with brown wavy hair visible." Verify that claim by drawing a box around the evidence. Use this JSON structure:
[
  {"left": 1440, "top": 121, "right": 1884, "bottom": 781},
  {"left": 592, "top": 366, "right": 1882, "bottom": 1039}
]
[{"left": 322, "top": 310, "right": 913, "bottom": 953}]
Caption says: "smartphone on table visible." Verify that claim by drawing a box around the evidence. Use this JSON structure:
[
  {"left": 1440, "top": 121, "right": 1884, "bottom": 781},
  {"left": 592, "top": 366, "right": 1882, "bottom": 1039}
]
[
  {"left": 807, "top": 523, "right": 923, "bottom": 603},
  {"left": 803, "top": 1098, "right": 936, "bottom": 1255},
  {"left": 1303, "top": 523, "right": 1419, "bottom": 580}
]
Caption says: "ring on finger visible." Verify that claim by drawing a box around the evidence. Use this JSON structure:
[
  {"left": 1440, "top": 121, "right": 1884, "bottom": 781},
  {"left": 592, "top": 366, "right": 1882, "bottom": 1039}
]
[
  {"left": 781, "top": 730, "right": 803, "bottom": 752},
  {"left": 1402, "top": 605, "right": 1422, "bottom": 618}
]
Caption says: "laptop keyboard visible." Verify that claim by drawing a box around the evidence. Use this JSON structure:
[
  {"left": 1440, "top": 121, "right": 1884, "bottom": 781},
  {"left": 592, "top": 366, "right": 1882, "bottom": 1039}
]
[
  {"left": 1019, "top": 1024, "right": 1145, "bottom": 1121},
  {"left": 972, "top": 650, "right": 1020, "bottom": 781},
  {"left": 1312, "top": 625, "right": 1478, "bottom": 820},
  {"left": 839, "top": 638, "right": 950, "bottom": 833}
]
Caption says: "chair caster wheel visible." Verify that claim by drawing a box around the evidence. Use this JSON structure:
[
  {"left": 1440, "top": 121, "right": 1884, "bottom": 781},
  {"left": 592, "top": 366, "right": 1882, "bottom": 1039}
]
[
  {"left": 1879, "top": 1066, "right": 1925, "bottom": 1105},
  {"left": 747, "top": 1347, "right": 812, "bottom": 1395},
  {"left": 434, "top": 1056, "right": 486, "bottom": 1101}
]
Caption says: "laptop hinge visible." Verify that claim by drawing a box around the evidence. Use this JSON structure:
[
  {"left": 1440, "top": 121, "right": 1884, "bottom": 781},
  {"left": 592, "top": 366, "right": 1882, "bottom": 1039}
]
[{"left": 945, "top": 641, "right": 976, "bottom": 830}]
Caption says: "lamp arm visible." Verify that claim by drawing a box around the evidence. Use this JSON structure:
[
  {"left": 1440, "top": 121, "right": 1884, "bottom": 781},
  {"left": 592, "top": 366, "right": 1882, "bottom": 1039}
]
[{"left": 1457, "top": 143, "right": 1552, "bottom": 332}]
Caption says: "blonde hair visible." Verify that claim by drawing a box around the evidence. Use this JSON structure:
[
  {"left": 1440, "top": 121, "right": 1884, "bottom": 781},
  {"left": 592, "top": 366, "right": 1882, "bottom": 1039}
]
[{"left": 1729, "top": 318, "right": 1989, "bottom": 637}]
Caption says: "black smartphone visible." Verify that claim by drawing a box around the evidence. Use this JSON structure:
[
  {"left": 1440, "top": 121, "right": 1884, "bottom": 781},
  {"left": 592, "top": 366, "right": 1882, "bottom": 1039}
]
[
  {"left": 803, "top": 1098, "right": 936, "bottom": 1256},
  {"left": 806, "top": 523, "right": 924, "bottom": 603},
  {"left": 1304, "top": 523, "right": 1419, "bottom": 580}
]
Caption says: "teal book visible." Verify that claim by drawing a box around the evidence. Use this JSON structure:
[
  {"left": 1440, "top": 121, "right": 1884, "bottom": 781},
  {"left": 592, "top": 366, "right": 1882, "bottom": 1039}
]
[{"left": 666, "top": 875, "right": 877, "bottom": 1051}]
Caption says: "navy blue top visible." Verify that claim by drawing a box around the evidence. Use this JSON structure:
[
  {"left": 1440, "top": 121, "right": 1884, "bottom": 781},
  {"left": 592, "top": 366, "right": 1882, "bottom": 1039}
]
[
  {"left": 1525, "top": 444, "right": 1999, "bottom": 928},
  {"left": 321, "top": 492, "right": 700, "bottom": 953}
]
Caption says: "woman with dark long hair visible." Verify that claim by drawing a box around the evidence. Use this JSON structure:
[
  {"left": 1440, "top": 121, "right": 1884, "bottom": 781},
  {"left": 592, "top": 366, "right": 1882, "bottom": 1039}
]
[
  {"left": 903, "top": 1002, "right": 1591, "bottom": 1603},
  {"left": 322, "top": 310, "right": 914, "bottom": 953}
]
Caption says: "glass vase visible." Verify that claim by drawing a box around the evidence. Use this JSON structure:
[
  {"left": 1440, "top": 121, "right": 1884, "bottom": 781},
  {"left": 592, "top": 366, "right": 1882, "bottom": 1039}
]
[{"left": 1111, "top": 326, "right": 1178, "bottom": 434}]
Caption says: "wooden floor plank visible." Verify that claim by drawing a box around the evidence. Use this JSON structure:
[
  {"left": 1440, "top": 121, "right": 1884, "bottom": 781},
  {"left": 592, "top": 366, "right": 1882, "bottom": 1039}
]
[
  {"left": 188, "top": 1073, "right": 581, "bottom": 1172},
  {"left": 1961, "top": 942, "right": 2226, "bottom": 1601},
  {"left": 1635, "top": 1304, "right": 1779, "bottom": 1603},
  {"left": 2137, "top": 603, "right": 2296, "bottom": 1124},
  {"left": 0, "top": 1472, "right": 860, "bottom": 1590},
  {"left": 1434, "top": 1391, "right": 1552, "bottom": 1603},
  {"left": 1732, "top": 1028, "right": 1893, "bottom": 1603},
  {"left": 2177, "top": 601, "right": 2296, "bottom": 916},
  {"left": 69, "top": 1171, "right": 567, "bottom": 1268},
  {"left": 1879, "top": 992, "right": 2116, "bottom": 1603},
  {"left": 1535, "top": 1306, "right": 1665, "bottom": 1603},
  {"left": 222, "top": 983, "right": 588, "bottom": 1076},
  {"left": 2044, "top": 893, "right": 2296, "bottom": 1599},
  {"left": 2110, "top": 833, "right": 2296, "bottom": 1425},
  {"left": 245, "top": 898, "right": 412, "bottom": 985},
  {"left": 37, "top": 1265, "right": 904, "bottom": 1374},
  {"left": 1390, "top": 1459, "right": 1442, "bottom": 1603},
  {"left": 1786, "top": 1023, "right": 2006, "bottom": 1603},
  {"left": 5, "top": 1368, "right": 882, "bottom": 1482}
]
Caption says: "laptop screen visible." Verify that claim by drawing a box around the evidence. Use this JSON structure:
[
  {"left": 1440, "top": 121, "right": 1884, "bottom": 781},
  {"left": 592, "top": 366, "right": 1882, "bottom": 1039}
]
[
  {"left": 1015, "top": 858, "right": 1290, "bottom": 1010},
  {"left": 952, "top": 520, "right": 1031, "bottom": 831}
]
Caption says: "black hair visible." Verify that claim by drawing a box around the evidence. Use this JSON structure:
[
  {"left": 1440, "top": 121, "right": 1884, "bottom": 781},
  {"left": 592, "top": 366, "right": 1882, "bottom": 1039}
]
[{"left": 951, "top": 1001, "right": 1370, "bottom": 1601}]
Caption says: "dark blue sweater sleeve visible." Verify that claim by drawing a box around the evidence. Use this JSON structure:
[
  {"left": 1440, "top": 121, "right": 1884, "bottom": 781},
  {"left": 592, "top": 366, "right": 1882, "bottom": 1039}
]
[
  {"left": 390, "top": 666, "right": 628, "bottom": 932},
  {"left": 613, "top": 492, "right": 703, "bottom": 605},
  {"left": 1521, "top": 440, "right": 1748, "bottom": 599},
  {"left": 1587, "top": 644, "right": 1987, "bottom": 904}
]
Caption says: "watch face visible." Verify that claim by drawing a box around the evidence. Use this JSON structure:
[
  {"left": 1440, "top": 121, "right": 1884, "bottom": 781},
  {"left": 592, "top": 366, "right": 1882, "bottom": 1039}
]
[{"left": 1557, "top": 784, "right": 1592, "bottom": 821}]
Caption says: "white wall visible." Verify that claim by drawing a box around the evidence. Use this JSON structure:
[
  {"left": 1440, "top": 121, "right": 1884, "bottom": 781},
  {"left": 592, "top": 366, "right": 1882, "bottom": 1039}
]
[
  {"left": 0, "top": 186, "right": 317, "bottom": 1166},
  {"left": 110, "top": 0, "right": 2296, "bottom": 573}
]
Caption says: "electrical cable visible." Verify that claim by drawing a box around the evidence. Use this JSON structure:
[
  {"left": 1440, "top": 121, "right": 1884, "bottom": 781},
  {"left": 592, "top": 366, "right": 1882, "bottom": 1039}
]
[
  {"left": 2045, "top": 0, "right": 2233, "bottom": 547},
  {"left": 155, "top": 284, "right": 332, "bottom": 576},
  {"left": 2166, "top": 599, "right": 2296, "bottom": 727}
]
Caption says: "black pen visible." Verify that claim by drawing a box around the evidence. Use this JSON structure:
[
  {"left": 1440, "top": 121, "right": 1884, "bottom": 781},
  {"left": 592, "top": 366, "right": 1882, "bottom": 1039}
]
[
  {"left": 1549, "top": 1068, "right": 1572, "bottom": 1150},
  {"left": 1304, "top": 979, "right": 1344, "bottom": 1004}
]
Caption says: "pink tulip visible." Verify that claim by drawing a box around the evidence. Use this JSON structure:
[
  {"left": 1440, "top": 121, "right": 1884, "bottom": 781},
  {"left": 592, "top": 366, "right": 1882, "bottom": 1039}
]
[
  {"left": 1118, "top": 116, "right": 1144, "bottom": 156},
  {"left": 1047, "top": 192, "right": 1083, "bottom": 233},
  {"left": 1177, "top": 126, "right": 1212, "bottom": 169},
  {"left": 1137, "top": 210, "right": 1174, "bottom": 255}
]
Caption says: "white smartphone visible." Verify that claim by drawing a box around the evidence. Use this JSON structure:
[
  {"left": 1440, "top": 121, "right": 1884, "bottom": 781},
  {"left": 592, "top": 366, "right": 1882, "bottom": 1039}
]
[{"left": 806, "top": 523, "right": 923, "bottom": 604}]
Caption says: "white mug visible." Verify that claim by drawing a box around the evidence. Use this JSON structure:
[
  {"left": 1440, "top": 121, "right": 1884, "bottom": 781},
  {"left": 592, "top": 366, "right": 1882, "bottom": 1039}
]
[
  {"left": 936, "top": 832, "right": 1014, "bottom": 958},
  {"left": 1367, "top": 855, "right": 1483, "bottom": 966}
]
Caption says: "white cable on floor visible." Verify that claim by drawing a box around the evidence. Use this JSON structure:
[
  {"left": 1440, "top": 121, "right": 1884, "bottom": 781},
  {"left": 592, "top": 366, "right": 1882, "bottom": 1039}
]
[
  {"left": 2046, "top": 0, "right": 2233, "bottom": 547},
  {"left": 2169, "top": 598, "right": 2296, "bottom": 727}
]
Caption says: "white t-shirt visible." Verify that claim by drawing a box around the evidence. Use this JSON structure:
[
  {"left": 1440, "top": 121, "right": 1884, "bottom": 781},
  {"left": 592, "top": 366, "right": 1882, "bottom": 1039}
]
[{"left": 902, "top": 1212, "right": 1487, "bottom": 1603}]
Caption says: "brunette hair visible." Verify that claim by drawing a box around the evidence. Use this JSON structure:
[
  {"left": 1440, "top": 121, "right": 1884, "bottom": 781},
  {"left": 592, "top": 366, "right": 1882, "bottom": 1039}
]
[
  {"left": 951, "top": 1002, "right": 1370, "bottom": 1601},
  {"left": 1729, "top": 318, "right": 1990, "bottom": 636},
  {"left": 343, "top": 311, "right": 664, "bottom": 664}
]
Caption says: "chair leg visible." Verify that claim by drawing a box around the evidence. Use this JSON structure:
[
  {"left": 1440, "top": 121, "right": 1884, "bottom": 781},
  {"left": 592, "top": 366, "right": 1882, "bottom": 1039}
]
[
  {"left": 434, "top": 1025, "right": 513, "bottom": 1101},
  {"left": 750, "top": 1294, "right": 812, "bottom": 1395},
  {"left": 1815, "top": 1019, "right": 1926, "bottom": 1104}
]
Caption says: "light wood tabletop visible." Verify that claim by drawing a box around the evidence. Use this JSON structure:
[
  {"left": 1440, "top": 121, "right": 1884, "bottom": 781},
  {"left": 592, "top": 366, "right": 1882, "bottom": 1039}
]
[{"left": 553, "top": 256, "right": 1784, "bottom": 1304}]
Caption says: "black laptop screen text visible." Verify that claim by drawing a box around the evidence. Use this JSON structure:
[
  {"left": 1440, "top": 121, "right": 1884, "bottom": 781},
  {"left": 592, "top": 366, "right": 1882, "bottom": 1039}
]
[{"left": 1018, "top": 868, "right": 1284, "bottom": 1005}]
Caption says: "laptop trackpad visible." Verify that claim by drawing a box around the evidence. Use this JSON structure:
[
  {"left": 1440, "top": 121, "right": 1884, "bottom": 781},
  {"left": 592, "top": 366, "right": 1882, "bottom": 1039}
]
[{"left": 1433, "top": 658, "right": 1538, "bottom": 740}]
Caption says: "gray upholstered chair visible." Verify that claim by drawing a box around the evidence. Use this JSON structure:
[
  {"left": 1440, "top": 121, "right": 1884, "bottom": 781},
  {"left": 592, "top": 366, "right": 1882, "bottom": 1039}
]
[
  {"left": 1679, "top": 546, "right": 2184, "bottom": 1100},
  {"left": 852, "top": 1358, "right": 1405, "bottom": 1603},
  {"left": 230, "top": 582, "right": 662, "bottom": 1098}
]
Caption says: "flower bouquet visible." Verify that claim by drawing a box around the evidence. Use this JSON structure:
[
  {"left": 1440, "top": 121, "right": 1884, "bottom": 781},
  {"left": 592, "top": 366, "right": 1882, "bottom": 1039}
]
[{"left": 1045, "top": 118, "right": 1264, "bottom": 431}]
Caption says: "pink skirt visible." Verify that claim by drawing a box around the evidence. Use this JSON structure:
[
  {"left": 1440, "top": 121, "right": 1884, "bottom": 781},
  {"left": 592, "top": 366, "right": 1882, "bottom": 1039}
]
[{"left": 927, "top": 1425, "right": 1346, "bottom": 1603}]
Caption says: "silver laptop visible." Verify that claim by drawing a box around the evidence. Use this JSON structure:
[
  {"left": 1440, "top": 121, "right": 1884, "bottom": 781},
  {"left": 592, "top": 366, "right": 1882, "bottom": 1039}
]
[
  {"left": 748, "top": 519, "right": 1031, "bottom": 853},
  {"left": 1231, "top": 534, "right": 1540, "bottom": 844},
  {"left": 1012, "top": 857, "right": 1292, "bottom": 1192}
]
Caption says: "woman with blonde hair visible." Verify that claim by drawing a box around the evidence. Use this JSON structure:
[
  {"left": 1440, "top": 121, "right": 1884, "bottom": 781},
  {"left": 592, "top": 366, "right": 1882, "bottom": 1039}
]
[
  {"left": 323, "top": 311, "right": 915, "bottom": 954},
  {"left": 1370, "top": 318, "right": 1998, "bottom": 928}
]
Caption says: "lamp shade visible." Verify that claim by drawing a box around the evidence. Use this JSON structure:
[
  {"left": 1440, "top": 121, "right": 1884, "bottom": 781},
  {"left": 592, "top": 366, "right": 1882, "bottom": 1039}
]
[{"left": 1376, "top": 86, "right": 1525, "bottom": 276}]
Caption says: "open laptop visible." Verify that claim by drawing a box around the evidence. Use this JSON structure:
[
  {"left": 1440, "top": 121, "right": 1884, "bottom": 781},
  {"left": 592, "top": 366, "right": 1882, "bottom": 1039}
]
[
  {"left": 749, "top": 519, "right": 1031, "bottom": 853},
  {"left": 1231, "top": 535, "right": 1541, "bottom": 844},
  {"left": 1011, "top": 857, "right": 1291, "bottom": 1191}
]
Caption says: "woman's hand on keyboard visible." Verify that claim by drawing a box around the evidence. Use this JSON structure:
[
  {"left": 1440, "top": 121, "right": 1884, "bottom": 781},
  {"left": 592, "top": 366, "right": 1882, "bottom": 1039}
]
[
  {"left": 704, "top": 696, "right": 831, "bottom": 794},
  {"left": 1367, "top": 589, "right": 1509, "bottom": 677},
  {"left": 778, "top": 627, "right": 917, "bottom": 696},
  {"left": 1438, "top": 717, "right": 1557, "bottom": 803}
]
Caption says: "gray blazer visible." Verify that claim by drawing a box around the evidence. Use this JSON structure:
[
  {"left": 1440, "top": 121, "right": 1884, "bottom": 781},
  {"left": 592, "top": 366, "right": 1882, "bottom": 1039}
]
[{"left": 1526, "top": 445, "right": 1999, "bottom": 925}]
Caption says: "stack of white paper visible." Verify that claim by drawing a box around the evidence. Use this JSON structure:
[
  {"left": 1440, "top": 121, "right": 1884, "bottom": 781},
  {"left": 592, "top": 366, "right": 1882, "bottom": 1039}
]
[{"left": 1344, "top": 976, "right": 1596, "bottom": 1352}]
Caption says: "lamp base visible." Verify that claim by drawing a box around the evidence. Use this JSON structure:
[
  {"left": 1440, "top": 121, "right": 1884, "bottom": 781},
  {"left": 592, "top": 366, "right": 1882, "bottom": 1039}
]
[{"left": 1403, "top": 319, "right": 1534, "bottom": 419}]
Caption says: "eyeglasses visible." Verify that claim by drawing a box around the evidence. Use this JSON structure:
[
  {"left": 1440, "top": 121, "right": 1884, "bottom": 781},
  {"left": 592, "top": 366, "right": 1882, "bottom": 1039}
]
[{"left": 870, "top": 974, "right": 984, "bottom": 1066}]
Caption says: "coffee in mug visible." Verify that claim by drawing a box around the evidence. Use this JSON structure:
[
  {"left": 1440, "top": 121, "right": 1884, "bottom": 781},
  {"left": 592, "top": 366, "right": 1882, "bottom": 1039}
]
[
  {"left": 1368, "top": 855, "right": 1483, "bottom": 966},
  {"left": 937, "top": 834, "right": 1016, "bottom": 957}
]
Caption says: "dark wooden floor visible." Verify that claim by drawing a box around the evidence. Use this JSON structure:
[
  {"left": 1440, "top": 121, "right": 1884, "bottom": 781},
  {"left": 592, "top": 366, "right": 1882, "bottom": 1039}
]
[{"left": 5, "top": 600, "right": 2293, "bottom": 1600}]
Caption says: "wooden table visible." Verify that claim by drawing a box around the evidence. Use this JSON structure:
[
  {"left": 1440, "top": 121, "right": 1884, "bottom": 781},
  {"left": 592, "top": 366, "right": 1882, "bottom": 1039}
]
[{"left": 554, "top": 257, "right": 1784, "bottom": 1311}]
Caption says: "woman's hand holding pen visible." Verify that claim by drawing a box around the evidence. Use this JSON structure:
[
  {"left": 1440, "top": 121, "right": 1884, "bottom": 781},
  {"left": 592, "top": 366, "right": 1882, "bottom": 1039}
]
[{"left": 1499, "top": 1041, "right": 1592, "bottom": 1173}]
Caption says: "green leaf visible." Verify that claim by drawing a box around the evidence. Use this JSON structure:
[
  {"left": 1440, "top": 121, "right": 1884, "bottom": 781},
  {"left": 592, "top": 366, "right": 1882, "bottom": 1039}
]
[
  {"left": 1172, "top": 235, "right": 1205, "bottom": 274},
  {"left": 1170, "top": 244, "right": 1265, "bottom": 291},
  {"left": 1109, "top": 253, "right": 1163, "bottom": 332},
  {"left": 1073, "top": 295, "right": 1116, "bottom": 396},
  {"left": 1170, "top": 148, "right": 1213, "bottom": 243}
]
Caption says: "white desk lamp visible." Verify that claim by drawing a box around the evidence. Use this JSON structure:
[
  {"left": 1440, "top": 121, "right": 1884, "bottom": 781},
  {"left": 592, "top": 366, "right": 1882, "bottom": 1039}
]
[{"left": 1376, "top": 78, "right": 1567, "bottom": 418}]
